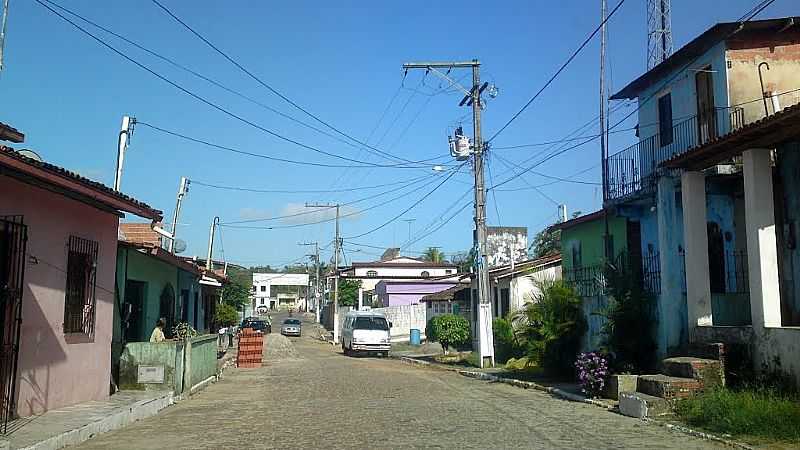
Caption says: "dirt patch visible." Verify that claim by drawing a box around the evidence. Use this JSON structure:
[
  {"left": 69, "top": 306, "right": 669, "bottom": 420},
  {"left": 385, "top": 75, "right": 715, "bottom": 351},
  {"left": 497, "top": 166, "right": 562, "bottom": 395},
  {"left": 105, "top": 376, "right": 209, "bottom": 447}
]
[{"left": 264, "top": 334, "right": 301, "bottom": 361}]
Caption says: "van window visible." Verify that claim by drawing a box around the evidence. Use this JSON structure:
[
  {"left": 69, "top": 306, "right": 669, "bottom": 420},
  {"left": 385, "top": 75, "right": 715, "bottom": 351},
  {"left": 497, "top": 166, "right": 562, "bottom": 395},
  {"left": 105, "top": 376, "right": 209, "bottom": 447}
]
[{"left": 353, "top": 317, "right": 389, "bottom": 331}]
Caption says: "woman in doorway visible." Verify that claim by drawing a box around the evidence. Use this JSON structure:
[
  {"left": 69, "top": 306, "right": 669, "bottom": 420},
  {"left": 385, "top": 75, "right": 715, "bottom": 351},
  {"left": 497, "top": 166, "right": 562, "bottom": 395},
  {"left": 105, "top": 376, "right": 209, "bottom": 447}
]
[{"left": 150, "top": 318, "right": 166, "bottom": 343}]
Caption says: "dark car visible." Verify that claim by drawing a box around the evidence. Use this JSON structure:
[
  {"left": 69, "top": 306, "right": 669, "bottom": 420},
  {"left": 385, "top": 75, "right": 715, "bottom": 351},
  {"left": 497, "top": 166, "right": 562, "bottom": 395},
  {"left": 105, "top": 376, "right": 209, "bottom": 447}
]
[{"left": 241, "top": 318, "right": 271, "bottom": 334}]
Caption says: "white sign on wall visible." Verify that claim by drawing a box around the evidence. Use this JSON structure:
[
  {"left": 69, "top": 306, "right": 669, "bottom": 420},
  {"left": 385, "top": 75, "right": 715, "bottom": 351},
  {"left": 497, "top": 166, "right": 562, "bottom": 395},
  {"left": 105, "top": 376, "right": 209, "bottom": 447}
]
[{"left": 137, "top": 365, "right": 165, "bottom": 384}]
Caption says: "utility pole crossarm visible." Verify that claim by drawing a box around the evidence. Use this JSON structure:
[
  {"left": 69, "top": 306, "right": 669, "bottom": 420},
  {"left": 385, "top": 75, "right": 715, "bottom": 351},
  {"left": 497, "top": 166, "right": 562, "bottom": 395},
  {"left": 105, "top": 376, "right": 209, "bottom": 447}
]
[{"left": 403, "top": 61, "right": 479, "bottom": 69}]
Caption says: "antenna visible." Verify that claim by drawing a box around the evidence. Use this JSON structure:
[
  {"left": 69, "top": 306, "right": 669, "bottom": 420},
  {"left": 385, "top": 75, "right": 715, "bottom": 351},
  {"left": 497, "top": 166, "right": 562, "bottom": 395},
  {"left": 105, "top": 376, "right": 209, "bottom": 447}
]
[{"left": 647, "top": 0, "right": 673, "bottom": 69}]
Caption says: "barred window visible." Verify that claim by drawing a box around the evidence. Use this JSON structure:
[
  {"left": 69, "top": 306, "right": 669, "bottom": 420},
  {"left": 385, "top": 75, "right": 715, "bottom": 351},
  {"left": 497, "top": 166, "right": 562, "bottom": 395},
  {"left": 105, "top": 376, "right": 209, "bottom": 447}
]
[
  {"left": 64, "top": 236, "right": 98, "bottom": 335},
  {"left": 366, "top": 270, "right": 378, "bottom": 277}
]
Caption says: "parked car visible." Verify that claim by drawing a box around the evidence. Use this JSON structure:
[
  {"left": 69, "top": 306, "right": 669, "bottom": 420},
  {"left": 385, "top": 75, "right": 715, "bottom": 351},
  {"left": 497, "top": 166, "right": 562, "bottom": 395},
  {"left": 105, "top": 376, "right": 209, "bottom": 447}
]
[
  {"left": 341, "top": 310, "right": 391, "bottom": 357},
  {"left": 280, "top": 318, "right": 302, "bottom": 337},
  {"left": 241, "top": 318, "right": 271, "bottom": 334}
]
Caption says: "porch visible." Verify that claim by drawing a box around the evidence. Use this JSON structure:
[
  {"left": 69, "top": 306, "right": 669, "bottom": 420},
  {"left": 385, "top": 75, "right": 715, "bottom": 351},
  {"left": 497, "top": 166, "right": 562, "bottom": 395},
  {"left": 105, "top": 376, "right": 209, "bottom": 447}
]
[{"left": 664, "top": 103, "right": 800, "bottom": 386}]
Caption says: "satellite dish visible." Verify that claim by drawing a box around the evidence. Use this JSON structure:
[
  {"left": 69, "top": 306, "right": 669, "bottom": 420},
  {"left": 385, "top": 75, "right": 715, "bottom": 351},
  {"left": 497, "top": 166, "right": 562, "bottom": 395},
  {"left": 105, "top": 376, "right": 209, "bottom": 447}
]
[
  {"left": 17, "top": 149, "right": 44, "bottom": 162},
  {"left": 173, "top": 239, "right": 187, "bottom": 254}
]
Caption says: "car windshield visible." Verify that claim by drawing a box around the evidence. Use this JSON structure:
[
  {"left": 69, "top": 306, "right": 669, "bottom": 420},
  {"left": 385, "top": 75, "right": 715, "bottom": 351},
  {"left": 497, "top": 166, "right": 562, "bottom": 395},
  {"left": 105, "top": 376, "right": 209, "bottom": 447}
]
[
  {"left": 353, "top": 317, "right": 389, "bottom": 331},
  {"left": 284, "top": 319, "right": 301, "bottom": 325},
  {"left": 245, "top": 321, "right": 266, "bottom": 330}
]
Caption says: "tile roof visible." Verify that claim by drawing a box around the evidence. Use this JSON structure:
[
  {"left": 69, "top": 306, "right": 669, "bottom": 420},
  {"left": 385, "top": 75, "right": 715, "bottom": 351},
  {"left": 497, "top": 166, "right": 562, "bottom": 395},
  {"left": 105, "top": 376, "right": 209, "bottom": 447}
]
[
  {"left": 120, "top": 223, "right": 162, "bottom": 247},
  {"left": 119, "top": 240, "right": 202, "bottom": 275},
  {"left": 548, "top": 210, "right": 605, "bottom": 232},
  {"left": 0, "top": 145, "right": 162, "bottom": 221},
  {"left": 0, "top": 122, "right": 24, "bottom": 143},
  {"left": 420, "top": 285, "right": 468, "bottom": 302}
]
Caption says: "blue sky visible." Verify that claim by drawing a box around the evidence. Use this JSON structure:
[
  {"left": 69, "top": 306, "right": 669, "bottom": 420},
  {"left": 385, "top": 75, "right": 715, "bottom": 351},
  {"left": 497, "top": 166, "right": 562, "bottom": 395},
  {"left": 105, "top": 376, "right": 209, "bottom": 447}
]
[{"left": 1, "top": 0, "right": 793, "bottom": 268}]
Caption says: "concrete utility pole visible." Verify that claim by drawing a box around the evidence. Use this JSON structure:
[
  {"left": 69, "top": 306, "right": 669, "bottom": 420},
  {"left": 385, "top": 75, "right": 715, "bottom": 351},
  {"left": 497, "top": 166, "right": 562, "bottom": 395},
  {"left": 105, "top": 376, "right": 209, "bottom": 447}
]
[
  {"left": 113, "top": 116, "right": 135, "bottom": 192},
  {"left": 169, "top": 176, "right": 190, "bottom": 253},
  {"left": 0, "top": 0, "right": 10, "bottom": 73},
  {"left": 305, "top": 203, "right": 340, "bottom": 341},
  {"left": 600, "top": 0, "right": 611, "bottom": 260},
  {"left": 301, "top": 241, "right": 321, "bottom": 323},
  {"left": 206, "top": 216, "right": 219, "bottom": 271},
  {"left": 403, "top": 60, "right": 494, "bottom": 367}
]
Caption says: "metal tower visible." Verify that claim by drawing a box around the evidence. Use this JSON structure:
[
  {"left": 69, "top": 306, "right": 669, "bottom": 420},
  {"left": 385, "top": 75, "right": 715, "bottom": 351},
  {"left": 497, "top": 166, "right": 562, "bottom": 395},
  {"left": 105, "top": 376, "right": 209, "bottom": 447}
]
[{"left": 647, "top": 0, "right": 673, "bottom": 69}]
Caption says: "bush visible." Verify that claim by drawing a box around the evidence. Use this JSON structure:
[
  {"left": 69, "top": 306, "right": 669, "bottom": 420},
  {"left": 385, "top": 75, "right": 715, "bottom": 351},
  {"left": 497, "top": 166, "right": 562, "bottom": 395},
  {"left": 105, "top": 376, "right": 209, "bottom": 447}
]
[
  {"left": 575, "top": 352, "right": 609, "bottom": 398},
  {"left": 596, "top": 258, "right": 657, "bottom": 373},
  {"left": 172, "top": 322, "right": 198, "bottom": 340},
  {"left": 214, "top": 304, "right": 239, "bottom": 327},
  {"left": 429, "top": 314, "right": 471, "bottom": 353},
  {"left": 511, "top": 278, "right": 586, "bottom": 375},
  {"left": 676, "top": 387, "right": 800, "bottom": 443},
  {"left": 493, "top": 317, "right": 523, "bottom": 363}
]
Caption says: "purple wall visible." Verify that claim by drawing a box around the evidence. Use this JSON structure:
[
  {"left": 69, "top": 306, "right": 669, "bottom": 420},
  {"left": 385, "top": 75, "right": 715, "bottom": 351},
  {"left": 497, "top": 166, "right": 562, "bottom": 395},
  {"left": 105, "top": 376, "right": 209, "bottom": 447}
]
[{"left": 377, "top": 282, "right": 456, "bottom": 307}]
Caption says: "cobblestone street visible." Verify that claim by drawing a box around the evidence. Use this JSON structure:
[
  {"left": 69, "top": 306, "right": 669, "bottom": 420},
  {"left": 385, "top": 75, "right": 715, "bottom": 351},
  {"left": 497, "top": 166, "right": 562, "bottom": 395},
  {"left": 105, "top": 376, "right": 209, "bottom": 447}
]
[{"left": 77, "top": 317, "right": 719, "bottom": 449}]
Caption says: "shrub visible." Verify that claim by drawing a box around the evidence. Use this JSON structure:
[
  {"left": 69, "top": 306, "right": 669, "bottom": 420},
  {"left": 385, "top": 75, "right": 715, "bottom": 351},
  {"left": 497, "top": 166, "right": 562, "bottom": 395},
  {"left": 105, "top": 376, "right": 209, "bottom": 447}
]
[
  {"left": 429, "top": 314, "right": 471, "bottom": 354},
  {"left": 214, "top": 304, "right": 239, "bottom": 327},
  {"left": 595, "top": 257, "right": 657, "bottom": 373},
  {"left": 676, "top": 387, "right": 800, "bottom": 443},
  {"left": 493, "top": 317, "right": 523, "bottom": 363},
  {"left": 511, "top": 278, "right": 586, "bottom": 375},
  {"left": 172, "top": 322, "right": 198, "bottom": 340},
  {"left": 575, "top": 352, "right": 609, "bottom": 397}
]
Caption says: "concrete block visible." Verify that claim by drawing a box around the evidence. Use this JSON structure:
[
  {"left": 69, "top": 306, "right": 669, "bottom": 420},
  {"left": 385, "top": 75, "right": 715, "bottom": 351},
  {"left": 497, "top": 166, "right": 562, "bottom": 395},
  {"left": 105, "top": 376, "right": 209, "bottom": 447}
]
[
  {"left": 619, "top": 392, "right": 670, "bottom": 419},
  {"left": 638, "top": 374, "right": 703, "bottom": 400},
  {"left": 602, "top": 374, "right": 638, "bottom": 400},
  {"left": 662, "top": 357, "right": 724, "bottom": 388}
]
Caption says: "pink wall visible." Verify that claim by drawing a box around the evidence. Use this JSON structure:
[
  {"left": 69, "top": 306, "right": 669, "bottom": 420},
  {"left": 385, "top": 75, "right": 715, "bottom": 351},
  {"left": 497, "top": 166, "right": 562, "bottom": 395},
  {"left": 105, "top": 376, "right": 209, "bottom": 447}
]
[{"left": 1, "top": 175, "right": 119, "bottom": 417}]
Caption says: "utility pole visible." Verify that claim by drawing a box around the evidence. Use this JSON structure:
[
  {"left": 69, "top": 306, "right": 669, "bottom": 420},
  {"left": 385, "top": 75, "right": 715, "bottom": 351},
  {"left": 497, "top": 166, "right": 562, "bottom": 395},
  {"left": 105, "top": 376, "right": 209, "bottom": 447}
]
[
  {"left": 300, "top": 241, "right": 321, "bottom": 323},
  {"left": 169, "top": 177, "right": 190, "bottom": 253},
  {"left": 0, "top": 0, "right": 10, "bottom": 73},
  {"left": 403, "top": 60, "right": 494, "bottom": 367},
  {"left": 113, "top": 116, "right": 135, "bottom": 192},
  {"left": 206, "top": 216, "right": 219, "bottom": 271},
  {"left": 600, "top": 0, "right": 611, "bottom": 260},
  {"left": 305, "top": 203, "right": 340, "bottom": 341}
]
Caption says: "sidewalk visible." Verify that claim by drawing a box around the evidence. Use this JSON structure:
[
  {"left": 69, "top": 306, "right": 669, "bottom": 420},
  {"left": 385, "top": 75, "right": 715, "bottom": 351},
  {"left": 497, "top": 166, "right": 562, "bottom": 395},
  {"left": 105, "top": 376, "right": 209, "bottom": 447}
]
[{"left": 1, "top": 390, "right": 173, "bottom": 450}]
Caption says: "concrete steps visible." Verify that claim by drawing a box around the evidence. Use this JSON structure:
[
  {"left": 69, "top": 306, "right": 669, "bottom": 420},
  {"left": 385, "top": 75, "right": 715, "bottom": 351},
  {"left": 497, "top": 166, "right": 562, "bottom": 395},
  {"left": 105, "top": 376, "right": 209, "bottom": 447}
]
[
  {"left": 637, "top": 374, "right": 703, "bottom": 400},
  {"left": 662, "top": 356, "right": 724, "bottom": 388}
]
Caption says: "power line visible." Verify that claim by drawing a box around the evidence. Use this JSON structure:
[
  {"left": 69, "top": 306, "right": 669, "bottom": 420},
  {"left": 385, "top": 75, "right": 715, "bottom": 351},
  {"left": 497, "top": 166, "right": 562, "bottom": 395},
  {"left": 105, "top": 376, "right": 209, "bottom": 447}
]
[
  {"left": 492, "top": 153, "right": 560, "bottom": 207},
  {"left": 136, "top": 122, "right": 447, "bottom": 169},
  {"left": 343, "top": 161, "right": 467, "bottom": 239},
  {"left": 190, "top": 173, "right": 434, "bottom": 195},
  {"left": 220, "top": 173, "right": 442, "bottom": 225},
  {"left": 149, "top": 0, "right": 420, "bottom": 165},
  {"left": 399, "top": 187, "right": 472, "bottom": 249},
  {"left": 34, "top": 1, "right": 439, "bottom": 171},
  {"left": 492, "top": 126, "right": 637, "bottom": 150},
  {"left": 487, "top": 0, "right": 626, "bottom": 143}
]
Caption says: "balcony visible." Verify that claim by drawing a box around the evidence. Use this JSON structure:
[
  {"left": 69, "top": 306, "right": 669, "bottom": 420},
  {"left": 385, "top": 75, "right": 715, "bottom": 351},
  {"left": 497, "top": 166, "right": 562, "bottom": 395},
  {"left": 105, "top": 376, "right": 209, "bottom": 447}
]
[{"left": 604, "top": 107, "right": 745, "bottom": 204}]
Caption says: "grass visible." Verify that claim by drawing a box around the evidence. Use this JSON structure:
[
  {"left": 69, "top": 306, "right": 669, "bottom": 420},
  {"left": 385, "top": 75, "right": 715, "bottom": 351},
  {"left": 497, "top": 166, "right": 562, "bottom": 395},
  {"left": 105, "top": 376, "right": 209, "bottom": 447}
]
[
  {"left": 675, "top": 387, "right": 800, "bottom": 444},
  {"left": 428, "top": 351, "right": 480, "bottom": 368}
]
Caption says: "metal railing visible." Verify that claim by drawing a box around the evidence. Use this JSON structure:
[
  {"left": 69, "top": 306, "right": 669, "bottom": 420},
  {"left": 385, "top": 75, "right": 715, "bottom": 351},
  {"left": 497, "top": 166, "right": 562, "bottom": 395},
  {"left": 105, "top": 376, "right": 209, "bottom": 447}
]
[
  {"left": 678, "top": 248, "right": 749, "bottom": 295},
  {"left": 563, "top": 251, "right": 662, "bottom": 298},
  {"left": 605, "top": 106, "right": 746, "bottom": 204}
]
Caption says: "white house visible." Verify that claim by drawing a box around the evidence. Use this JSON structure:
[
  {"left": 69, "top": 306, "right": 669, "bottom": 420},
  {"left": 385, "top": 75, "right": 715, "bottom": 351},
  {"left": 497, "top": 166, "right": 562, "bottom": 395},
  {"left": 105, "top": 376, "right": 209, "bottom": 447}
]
[{"left": 253, "top": 272, "right": 310, "bottom": 311}]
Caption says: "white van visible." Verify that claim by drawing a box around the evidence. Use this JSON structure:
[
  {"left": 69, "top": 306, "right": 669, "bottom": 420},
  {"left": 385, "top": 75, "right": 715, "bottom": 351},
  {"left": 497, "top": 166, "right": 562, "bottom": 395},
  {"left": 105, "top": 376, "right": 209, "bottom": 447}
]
[{"left": 341, "top": 310, "right": 391, "bottom": 356}]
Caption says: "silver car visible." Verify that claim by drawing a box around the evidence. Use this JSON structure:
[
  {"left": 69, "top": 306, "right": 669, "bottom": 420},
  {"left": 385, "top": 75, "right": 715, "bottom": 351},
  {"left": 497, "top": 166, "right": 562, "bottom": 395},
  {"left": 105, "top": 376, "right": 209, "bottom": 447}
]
[{"left": 280, "top": 318, "right": 302, "bottom": 337}]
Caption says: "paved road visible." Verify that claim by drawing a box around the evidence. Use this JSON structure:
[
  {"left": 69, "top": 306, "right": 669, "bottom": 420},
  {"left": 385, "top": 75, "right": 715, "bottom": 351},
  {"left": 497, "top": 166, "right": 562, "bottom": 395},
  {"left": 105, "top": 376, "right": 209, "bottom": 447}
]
[{"left": 78, "top": 315, "right": 719, "bottom": 449}]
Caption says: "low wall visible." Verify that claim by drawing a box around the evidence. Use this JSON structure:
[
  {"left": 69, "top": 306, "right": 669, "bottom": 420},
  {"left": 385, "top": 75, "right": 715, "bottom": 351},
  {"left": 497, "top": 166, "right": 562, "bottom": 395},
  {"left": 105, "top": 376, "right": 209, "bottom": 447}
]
[
  {"left": 119, "top": 335, "right": 218, "bottom": 396},
  {"left": 372, "top": 304, "right": 427, "bottom": 343}
]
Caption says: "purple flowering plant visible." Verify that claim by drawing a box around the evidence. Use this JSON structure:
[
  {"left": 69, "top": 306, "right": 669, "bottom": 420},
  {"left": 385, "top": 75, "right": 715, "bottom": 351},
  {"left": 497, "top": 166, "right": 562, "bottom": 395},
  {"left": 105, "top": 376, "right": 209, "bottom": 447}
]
[{"left": 574, "top": 352, "right": 609, "bottom": 398}]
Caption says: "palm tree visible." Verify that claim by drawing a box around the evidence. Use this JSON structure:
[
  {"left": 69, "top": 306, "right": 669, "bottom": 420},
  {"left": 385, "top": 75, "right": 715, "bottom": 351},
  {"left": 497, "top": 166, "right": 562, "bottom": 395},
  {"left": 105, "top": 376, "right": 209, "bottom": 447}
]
[{"left": 422, "top": 247, "right": 445, "bottom": 263}]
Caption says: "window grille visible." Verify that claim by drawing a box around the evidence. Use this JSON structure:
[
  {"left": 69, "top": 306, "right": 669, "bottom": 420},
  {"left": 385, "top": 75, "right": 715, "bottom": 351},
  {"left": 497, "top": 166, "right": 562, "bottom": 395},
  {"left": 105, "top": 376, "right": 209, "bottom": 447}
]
[{"left": 63, "top": 236, "right": 99, "bottom": 335}]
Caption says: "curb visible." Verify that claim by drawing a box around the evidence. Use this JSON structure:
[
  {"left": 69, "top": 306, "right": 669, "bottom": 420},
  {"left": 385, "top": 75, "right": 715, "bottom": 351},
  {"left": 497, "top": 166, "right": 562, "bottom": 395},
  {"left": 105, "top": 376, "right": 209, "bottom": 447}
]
[{"left": 649, "top": 421, "right": 755, "bottom": 450}]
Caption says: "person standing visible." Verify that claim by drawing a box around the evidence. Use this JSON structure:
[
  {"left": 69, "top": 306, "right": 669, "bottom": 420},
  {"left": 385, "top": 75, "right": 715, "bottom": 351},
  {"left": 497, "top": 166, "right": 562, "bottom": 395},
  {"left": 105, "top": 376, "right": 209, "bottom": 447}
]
[{"left": 150, "top": 318, "right": 166, "bottom": 343}]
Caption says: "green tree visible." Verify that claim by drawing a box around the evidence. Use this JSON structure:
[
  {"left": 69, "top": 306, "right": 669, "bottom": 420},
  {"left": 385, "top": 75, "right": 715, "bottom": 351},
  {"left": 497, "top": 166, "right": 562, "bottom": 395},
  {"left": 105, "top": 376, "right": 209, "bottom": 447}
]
[
  {"left": 422, "top": 247, "right": 445, "bottom": 263},
  {"left": 221, "top": 274, "right": 250, "bottom": 311},
  {"left": 429, "top": 314, "right": 471, "bottom": 353},
  {"left": 214, "top": 304, "right": 239, "bottom": 327},
  {"left": 337, "top": 279, "right": 361, "bottom": 306},
  {"left": 450, "top": 249, "right": 474, "bottom": 273},
  {"left": 529, "top": 226, "right": 561, "bottom": 259}
]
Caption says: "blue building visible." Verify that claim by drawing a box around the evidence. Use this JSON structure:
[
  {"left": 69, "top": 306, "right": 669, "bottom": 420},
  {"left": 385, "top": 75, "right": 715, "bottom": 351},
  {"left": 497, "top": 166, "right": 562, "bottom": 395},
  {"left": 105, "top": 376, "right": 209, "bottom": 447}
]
[{"left": 604, "top": 17, "right": 800, "bottom": 362}]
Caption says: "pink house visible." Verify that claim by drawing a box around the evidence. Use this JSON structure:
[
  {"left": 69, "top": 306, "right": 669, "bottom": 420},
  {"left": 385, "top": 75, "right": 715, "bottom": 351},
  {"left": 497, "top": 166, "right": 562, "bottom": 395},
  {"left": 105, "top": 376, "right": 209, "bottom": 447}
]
[{"left": 0, "top": 136, "right": 162, "bottom": 424}]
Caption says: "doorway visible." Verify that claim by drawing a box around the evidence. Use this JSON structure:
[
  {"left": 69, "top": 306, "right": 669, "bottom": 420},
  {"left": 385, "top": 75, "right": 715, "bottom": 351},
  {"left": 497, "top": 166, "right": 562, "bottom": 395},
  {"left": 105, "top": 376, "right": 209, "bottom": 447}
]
[
  {"left": 696, "top": 68, "right": 717, "bottom": 145},
  {"left": 708, "top": 222, "right": 726, "bottom": 293},
  {"left": 124, "top": 280, "right": 146, "bottom": 342}
]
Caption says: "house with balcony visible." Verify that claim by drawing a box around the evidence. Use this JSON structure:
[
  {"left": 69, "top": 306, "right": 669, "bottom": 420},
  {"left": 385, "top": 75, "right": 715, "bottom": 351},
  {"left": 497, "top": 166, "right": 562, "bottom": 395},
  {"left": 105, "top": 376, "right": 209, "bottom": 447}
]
[{"left": 603, "top": 17, "right": 800, "bottom": 373}]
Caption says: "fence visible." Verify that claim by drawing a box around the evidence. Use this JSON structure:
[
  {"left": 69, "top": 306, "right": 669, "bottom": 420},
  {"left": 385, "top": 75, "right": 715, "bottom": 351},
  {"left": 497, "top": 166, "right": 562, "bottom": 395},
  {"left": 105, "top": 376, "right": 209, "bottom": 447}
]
[
  {"left": 605, "top": 107, "right": 745, "bottom": 204},
  {"left": 119, "top": 334, "right": 218, "bottom": 396},
  {"left": 563, "top": 251, "right": 661, "bottom": 298}
]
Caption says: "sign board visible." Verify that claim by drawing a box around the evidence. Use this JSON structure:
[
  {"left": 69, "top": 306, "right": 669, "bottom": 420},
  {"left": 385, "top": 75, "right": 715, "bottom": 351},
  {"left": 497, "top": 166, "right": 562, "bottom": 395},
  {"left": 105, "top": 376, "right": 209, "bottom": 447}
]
[{"left": 137, "top": 365, "right": 165, "bottom": 384}]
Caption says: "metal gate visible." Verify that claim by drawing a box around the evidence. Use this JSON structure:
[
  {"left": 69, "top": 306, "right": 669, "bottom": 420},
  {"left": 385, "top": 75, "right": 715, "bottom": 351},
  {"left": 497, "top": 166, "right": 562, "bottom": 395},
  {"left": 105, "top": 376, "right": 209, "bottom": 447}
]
[{"left": 0, "top": 215, "right": 27, "bottom": 434}]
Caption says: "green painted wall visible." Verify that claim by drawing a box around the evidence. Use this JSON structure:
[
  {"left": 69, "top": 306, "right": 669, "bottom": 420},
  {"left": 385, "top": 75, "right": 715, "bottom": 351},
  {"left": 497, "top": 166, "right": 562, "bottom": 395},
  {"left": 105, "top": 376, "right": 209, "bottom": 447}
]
[{"left": 560, "top": 214, "right": 628, "bottom": 271}]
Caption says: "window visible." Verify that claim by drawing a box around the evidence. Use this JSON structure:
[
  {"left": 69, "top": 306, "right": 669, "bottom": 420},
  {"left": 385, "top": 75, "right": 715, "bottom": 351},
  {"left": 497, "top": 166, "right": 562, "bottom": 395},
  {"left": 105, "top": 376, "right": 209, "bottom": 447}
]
[
  {"left": 421, "top": 271, "right": 430, "bottom": 278},
  {"left": 658, "top": 93, "right": 673, "bottom": 147},
  {"left": 260, "top": 299, "right": 265, "bottom": 305},
  {"left": 353, "top": 317, "right": 389, "bottom": 330},
  {"left": 571, "top": 241, "right": 582, "bottom": 268},
  {"left": 445, "top": 270, "right": 452, "bottom": 274},
  {"left": 260, "top": 285, "right": 267, "bottom": 292},
  {"left": 366, "top": 270, "right": 378, "bottom": 277},
  {"left": 64, "top": 236, "right": 98, "bottom": 335}
]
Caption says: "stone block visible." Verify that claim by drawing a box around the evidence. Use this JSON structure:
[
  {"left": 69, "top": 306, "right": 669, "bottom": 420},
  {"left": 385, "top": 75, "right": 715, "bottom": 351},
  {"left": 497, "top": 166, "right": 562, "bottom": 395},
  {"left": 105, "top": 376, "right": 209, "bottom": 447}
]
[
  {"left": 619, "top": 392, "right": 670, "bottom": 419},
  {"left": 662, "top": 357, "right": 724, "bottom": 388},
  {"left": 637, "top": 374, "right": 703, "bottom": 400},
  {"left": 602, "top": 374, "right": 638, "bottom": 400}
]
